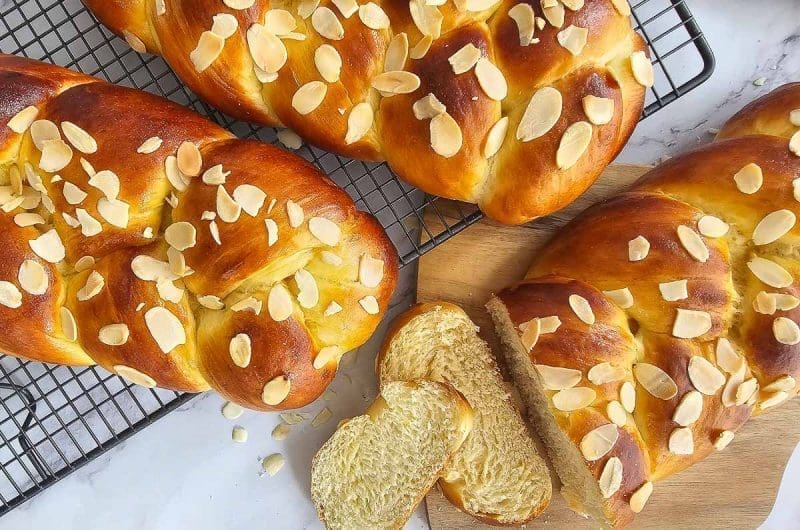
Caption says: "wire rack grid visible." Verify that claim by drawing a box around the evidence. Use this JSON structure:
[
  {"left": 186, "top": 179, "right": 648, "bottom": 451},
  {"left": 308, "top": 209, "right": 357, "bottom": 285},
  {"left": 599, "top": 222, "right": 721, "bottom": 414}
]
[{"left": 0, "top": 0, "right": 713, "bottom": 517}]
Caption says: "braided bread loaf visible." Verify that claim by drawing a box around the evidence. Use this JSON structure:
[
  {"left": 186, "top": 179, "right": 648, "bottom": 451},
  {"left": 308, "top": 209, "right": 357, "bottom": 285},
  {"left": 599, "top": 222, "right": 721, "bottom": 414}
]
[
  {"left": 0, "top": 55, "right": 397, "bottom": 411},
  {"left": 83, "top": 0, "right": 649, "bottom": 224},
  {"left": 487, "top": 83, "right": 800, "bottom": 528}
]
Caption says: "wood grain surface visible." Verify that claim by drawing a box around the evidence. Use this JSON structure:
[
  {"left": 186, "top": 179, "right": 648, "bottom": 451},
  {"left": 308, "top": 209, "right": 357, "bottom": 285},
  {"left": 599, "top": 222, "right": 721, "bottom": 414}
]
[{"left": 417, "top": 164, "right": 800, "bottom": 529}]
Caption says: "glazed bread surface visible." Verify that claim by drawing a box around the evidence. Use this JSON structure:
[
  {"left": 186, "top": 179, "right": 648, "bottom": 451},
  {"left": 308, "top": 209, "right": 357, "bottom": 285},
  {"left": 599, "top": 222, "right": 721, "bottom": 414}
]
[
  {"left": 489, "top": 84, "right": 800, "bottom": 528},
  {"left": 83, "top": 0, "right": 650, "bottom": 224},
  {"left": 0, "top": 55, "right": 397, "bottom": 411},
  {"left": 310, "top": 380, "right": 473, "bottom": 530},
  {"left": 378, "top": 302, "right": 552, "bottom": 525}
]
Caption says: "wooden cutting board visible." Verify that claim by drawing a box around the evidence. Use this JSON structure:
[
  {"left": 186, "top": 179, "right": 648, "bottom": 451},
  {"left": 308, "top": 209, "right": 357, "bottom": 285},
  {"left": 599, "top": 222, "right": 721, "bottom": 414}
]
[{"left": 417, "top": 164, "right": 800, "bottom": 529}]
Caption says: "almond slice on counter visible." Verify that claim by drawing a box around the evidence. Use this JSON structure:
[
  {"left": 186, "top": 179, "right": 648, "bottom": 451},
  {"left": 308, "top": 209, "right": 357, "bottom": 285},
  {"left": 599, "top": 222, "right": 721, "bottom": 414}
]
[
  {"left": 211, "top": 13, "right": 239, "bottom": 38},
  {"left": 629, "top": 482, "right": 653, "bottom": 513},
  {"left": 475, "top": 58, "right": 507, "bottom": 101},
  {"left": 448, "top": 43, "right": 481, "bottom": 74},
  {"left": 345, "top": 102, "right": 374, "bottom": 144},
  {"left": 773, "top": 317, "right": 800, "bottom": 345},
  {"left": 277, "top": 129, "right": 302, "bottom": 150},
  {"left": 114, "top": 365, "right": 157, "bottom": 387},
  {"left": 517, "top": 86, "right": 562, "bottom": 141},
  {"left": 315, "top": 44, "right": 342, "bottom": 83},
  {"left": 634, "top": 363, "right": 677, "bottom": 400},
  {"left": 248, "top": 24, "right": 288, "bottom": 73},
  {"left": 659, "top": 279, "right": 688, "bottom": 301},
  {"left": 752, "top": 209, "right": 796, "bottom": 245},
  {"left": 262, "top": 375, "right": 292, "bottom": 405},
  {"left": 582, "top": 95, "right": 614, "bottom": 125},
  {"left": 190, "top": 31, "right": 225, "bottom": 72},
  {"left": 508, "top": 3, "right": 535, "bottom": 46},
  {"left": 358, "top": 2, "right": 390, "bottom": 29},
  {"left": 262, "top": 453, "right": 286, "bottom": 476},
  {"left": 672, "top": 390, "right": 703, "bottom": 426},
  {"left": 413, "top": 93, "right": 446, "bottom": 120},
  {"left": 29, "top": 229, "right": 65, "bottom": 263},
  {"left": 603, "top": 287, "right": 634, "bottom": 308},
  {"left": 123, "top": 30, "right": 147, "bottom": 53},
  {"left": 630, "top": 51, "right": 654, "bottom": 87},
  {"left": 587, "top": 362, "right": 625, "bottom": 385},
  {"left": 676, "top": 225, "right": 709, "bottom": 262},
  {"left": 99, "top": 324, "right": 130, "bottom": 346},
  {"left": 580, "top": 423, "right": 618, "bottom": 461},
  {"left": 292, "top": 81, "right": 327, "bottom": 115},
  {"left": 61, "top": 122, "right": 97, "bottom": 154},
  {"left": 598, "top": 457, "right": 623, "bottom": 498},
  {"left": 268, "top": 284, "right": 294, "bottom": 321},
  {"left": 371, "top": 71, "right": 420, "bottom": 94},
  {"left": 384, "top": 33, "right": 409, "bottom": 72},
  {"left": 265, "top": 9, "right": 297, "bottom": 35},
  {"left": 552, "top": 387, "right": 596, "bottom": 411},
  {"left": 18, "top": 260, "right": 48, "bottom": 295},
  {"left": 748, "top": 257, "right": 793, "bottom": 288},
  {"left": 534, "top": 364, "right": 581, "bottom": 390},
  {"left": 628, "top": 235, "right": 650, "bottom": 261},
  {"left": 222, "top": 401, "right": 244, "bottom": 420},
  {"left": 733, "top": 163, "right": 762, "bottom": 194},
  {"left": 144, "top": 307, "right": 186, "bottom": 354},
  {"left": 312, "top": 6, "right": 345, "bottom": 40},
  {"left": 557, "top": 122, "right": 592, "bottom": 169},
  {"left": 7, "top": 106, "right": 38, "bottom": 133},
  {"left": 698, "top": 215, "right": 729, "bottom": 237},
  {"left": 229, "top": 333, "right": 253, "bottom": 368},
  {"left": 557, "top": 25, "right": 588, "bottom": 55}
]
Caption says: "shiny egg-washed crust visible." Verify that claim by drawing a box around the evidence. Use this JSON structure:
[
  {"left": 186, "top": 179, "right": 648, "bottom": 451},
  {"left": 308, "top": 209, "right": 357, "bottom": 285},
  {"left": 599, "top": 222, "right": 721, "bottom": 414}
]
[
  {"left": 83, "top": 0, "right": 648, "bottom": 224},
  {"left": 490, "top": 84, "right": 800, "bottom": 527},
  {"left": 0, "top": 55, "right": 397, "bottom": 410}
]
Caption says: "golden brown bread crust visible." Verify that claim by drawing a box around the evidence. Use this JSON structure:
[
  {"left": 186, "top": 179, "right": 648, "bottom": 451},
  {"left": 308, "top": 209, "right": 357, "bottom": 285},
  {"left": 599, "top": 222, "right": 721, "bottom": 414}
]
[
  {"left": 83, "top": 0, "right": 648, "bottom": 224},
  {"left": 492, "top": 84, "right": 800, "bottom": 527},
  {"left": 0, "top": 55, "right": 397, "bottom": 410}
]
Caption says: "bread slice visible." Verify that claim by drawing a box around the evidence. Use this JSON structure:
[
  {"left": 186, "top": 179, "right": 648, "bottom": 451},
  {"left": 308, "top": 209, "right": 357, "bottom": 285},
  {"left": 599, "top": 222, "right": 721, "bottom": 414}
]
[
  {"left": 378, "top": 303, "right": 552, "bottom": 525},
  {"left": 310, "top": 380, "right": 473, "bottom": 530}
]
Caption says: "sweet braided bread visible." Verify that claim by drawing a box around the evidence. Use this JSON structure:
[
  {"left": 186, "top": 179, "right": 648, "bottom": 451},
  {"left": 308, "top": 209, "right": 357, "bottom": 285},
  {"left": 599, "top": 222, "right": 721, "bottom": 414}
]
[
  {"left": 487, "top": 83, "right": 800, "bottom": 528},
  {"left": 0, "top": 55, "right": 397, "bottom": 411},
  {"left": 84, "top": 0, "right": 649, "bottom": 224}
]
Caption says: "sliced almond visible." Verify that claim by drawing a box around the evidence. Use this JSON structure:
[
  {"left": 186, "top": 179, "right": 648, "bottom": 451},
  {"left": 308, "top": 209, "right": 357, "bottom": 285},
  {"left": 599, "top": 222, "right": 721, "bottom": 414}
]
[
  {"left": 230, "top": 296, "right": 262, "bottom": 315},
  {"left": 672, "top": 309, "right": 712, "bottom": 339},
  {"left": 265, "top": 218, "right": 279, "bottom": 246},
  {"left": 541, "top": 0, "right": 565, "bottom": 28},
  {"left": 137, "top": 136, "right": 163, "bottom": 154},
  {"left": 429, "top": 112, "right": 464, "bottom": 158},
  {"left": 60, "top": 306, "right": 78, "bottom": 340},
  {"left": 409, "top": 0, "right": 443, "bottom": 38},
  {"left": 598, "top": 457, "right": 623, "bottom": 499},
  {"left": 539, "top": 315, "right": 562, "bottom": 334},
  {"left": 262, "top": 375, "right": 291, "bottom": 405},
  {"left": 88, "top": 169, "right": 120, "bottom": 200},
  {"left": 552, "top": 387, "right": 596, "bottom": 411},
  {"left": 157, "top": 279, "right": 185, "bottom": 303},
  {"left": 114, "top": 365, "right": 156, "bottom": 388},
  {"left": 659, "top": 279, "right": 688, "bottom": 301},
  {"left": 449, "top": 43, "right": 481, "bottom": 74},
  {"left": 634, "top": 363, "right": 677, "bottom": 400},
  {"left": 229, "top": 333, "right": 252, "bottom": 368},
  {"left": 668, "top": 427, "right": 694, "bottom": 455},
  {"left": 0, "top": 281, "right": 22, "bottom": 309},
  {"left": 286, "top": 200, "right": 304, "bottom": 228},
  {"left": 748, "top": 257, "right": 793, "bottom": 288},
  {"left": 222, "top": 401, "right": 244, "bottom": 420},
  {"left": 715, "top": 338, "right": 742, "bottom": 374},
  {"left": 714, "top": 430, "right": 734, "bottom": 451},
  {"left": 74, "top": 256, "right": 96, "bottom": 273},
  {"left": 313, "top": 345, "right": 342, "bottom": 369},
  {"left": 165, "top": 156, "right": 189, "bottom": 191},
  {"left": 30, "top": 119, "right": 60, "bottom": 150},
  {"left": 292, "top": 81, "right": 327, "bottom": 115},
  {"left": 568, "top": 293, "right": 595, "bottom": 324},
  {"left": 791, "top": 109, "right": 800, "bottom": 127},
  {"left": 358, "top": 2, "right": 389, "bottom": 29},
  {"left": 211, "top": 13, "right": 239, "bottom": 38},
  {"left": 475, "top": 58, "right": 507, "bottom": 101},
  {"left": 29, "top": 229, "right": 65, "bottom": 263},
  {"left": 628, "top": 235, "right": 650, "bottom": 261},
  {"left": 7, "top": 106, "right": 38, "bottom": 133},
  {"left": 268, "top": 284, "right": 293, "bottom": 321},
  {"left": 603, "top": 287, "right": 634, "bottom": 309},
  {"left": 588, "top": 362, "right": 625, "bottom": 385},
  {"left": 247, "top": 24, "right": 288, "bottom": 73},
  {"left": 733, "top": 163, "right": 762, "bottom": 194},
  {"left": 324, "top": 301, "right": 343, "bottom": 316},
  {"left": 384, "top": 33, "right": 408, "bottom": 72},
  {"left": 763, "top": 375, "right": 796, "bottom": 393},
  {"left": 630, "top": 51, "right": 654, "bottom": 87},
  {"left": 483, "top": 116, "right": 509, "bottom": 159},
  {"left": 676, "top": 225, "right": 709, "bottom": 262},
  {"left": 315, "top": 44, "right": 342, "bottom": 83},
  {"left": 413, "top": 93, "right": 446, "bottom": 120},
  {"left": 177, "top": 141, "right": 202, "bottom": 177},
  {"left": 620, "top": 381, "right": 636, "bottom": 412},
  {"left": 582, "top": 95, "right": 614, "bottom": 125},
  {"left": 295, "top": 269, "right": 319, "bottom": 308},
  {"left": 517, "top": 86, "right": 562, "bottom": 141},
  {"left": 14, "top": 213, "right": 45, "bottom": 227},
  {"left": 761, "top": 391, "right": 789, "bottom": 410},
  {"left": 735, "top": 378, "right": 759, "bottom": 406},
  {"left": 99, "top": 324, "right": 130, "bottom": 346},
  {"left": 262, "top": 453, "right": 285, "bottom": 476},
  {"left": 359, "top": 254, "right": 385, "bottom": 288},
  {"left": 144, "top": 307, "right": 186, "bottom": 354},
  {"left": 264, "top": 9, "right": 297, "bottom": 34},
  {"left": 164, "top": 222, "right": 197, "bottom": 251},
  {"left": 557, "top": 25, "right": 588, "bottom": 55},
  {"left": 311, "top": 6, "right": 345, "bottom": 40},
  {"left": 773, "top": 316, "right": 800, "bottom": 345},
  {"left": 607, "top": 400, "right": 627, "bottom": 427},
  {"left": 77, "top": 270, "right": 105, "bottom": 301},
  {"left": 508, "top": 3, "right": 535, "bottom": 46},
  {"left": 359, "top": 295, "right": 380, "bottom": 314},
  {"left": 232, "top": 184, "right": 266, "bottom": 217},
  {"left": 698, "top": 215, "right": 729, "bottom": 238},
  {"left": 580, "top": 424, "right": 618, "bottom": 461},
  {"left": 18, "top": 260, "right": 47, "bottom": 295},
  {"left": 791, "top": 131, "right": 800, "bottom": 157},
  {"left": 96, "top": 198, "right": 128, "bottom": 229},
  {"left": 202, "top": 164, "right": 229, "bottom": 185},
  {"left": 686, "top": 356, "right": 725, "bottom": 395},
  {"left": 277, "top": 129, "right": 302, "bottom": 150},
  {"left": 520, "top": 318, "right": 540, "bottom": 351},
  {"left": 345, "top": 102, "right": 374, "bottom": 145},
  {"left": 371, "top": 71, "right": 420, "bottom": 94},
  {"left": 534, "top": 364, "right": 581, "bottom": 390},
  {"left": 123, "top": 30, "right": 147, "bottom": 53},
  {"left": 752, "top": 209, "right": 796, "bottom": 245},
  {"left": 62, "top": 181, "right": 87, "bottom": 205},
  {"left": 673, "top": 390, "right": 703, "bottom": 426},
  {"left": 217, "top": 185, "right": 242, "bottom": 223},
  {"left": 190, "top": 31, "right": 225, "bottom": 72},
  {"left": 629, "top": 481, "right": 653, "bottom": 513},
  {"left": 198, "top": 294, "right": 224, "bottom": 310},
  {"left": 409, "top": 35, "right": 433, "bottom": 59},
  {"left": 332, "top": 0, "right": 358, "bottom": 17},
  {"left": 298, "top": 0, "right": 321, "bottom": 18},
  {"left": 61, "top": 122, "right": 97, "bottom": 154},
  {"left": 39, "top": 139, "right": 73, "bottom": 172}
]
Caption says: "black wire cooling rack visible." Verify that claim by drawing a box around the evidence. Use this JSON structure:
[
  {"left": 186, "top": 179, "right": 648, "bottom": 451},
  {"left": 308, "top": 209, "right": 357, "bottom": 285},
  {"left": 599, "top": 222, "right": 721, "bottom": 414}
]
[{"left": 0, "top": 0, "right": 713, "bottom": 517}]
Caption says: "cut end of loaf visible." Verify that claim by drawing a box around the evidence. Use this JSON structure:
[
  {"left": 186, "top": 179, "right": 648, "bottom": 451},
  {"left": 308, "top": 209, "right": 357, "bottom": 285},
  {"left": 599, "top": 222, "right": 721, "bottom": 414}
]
[{"left": 486, "top": 296, "right": 616, "bottom": 530}]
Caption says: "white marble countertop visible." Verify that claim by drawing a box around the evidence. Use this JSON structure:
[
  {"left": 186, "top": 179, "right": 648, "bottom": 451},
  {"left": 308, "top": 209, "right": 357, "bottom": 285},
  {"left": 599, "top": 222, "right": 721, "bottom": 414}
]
[{"left": 3, "top": 0, "right": 800, "bottom": 528}]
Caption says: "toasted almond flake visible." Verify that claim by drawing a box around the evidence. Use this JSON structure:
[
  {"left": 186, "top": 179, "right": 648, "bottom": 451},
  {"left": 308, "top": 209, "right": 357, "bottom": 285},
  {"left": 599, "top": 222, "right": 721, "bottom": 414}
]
[
  {"left": 268, "top": 284, "right": 293, "bottom": 321},
  {"left": 629, "top": 481, "right": 652, "bottom": 513},
  {"left": 713, "top": 430, "right": 734, "bottom": 451},
  {"left": 541, "top": 0, "right": 565, "bottom": 27},
  {"left": 474, "top": 58, "right": 507, "bottom": 101},
  {"left": 413, "top": 93, "right": 446, "bottom": 120},
  {"left": 292, "top": 81, "right": 327, "bottom": 115},
  {"left": 384, "top": 33, "right": 408, "bottom": 72},
  {"left": 410, "top": 35, "right": 433, "bottom": 59},
  {"left": 358, "top": 2, "right": 389, "bottom": 29},
  {"left": 603, "top": 287, "right": 634, "bottom": 309},
  {"left": 30, "top": 119, "right": 60, "bottom": 150},
  {"left": 77, "top": 271, "right": 105, "bottom": 301},
  {"left": 166, "top": 247, "right": 187, "bottom": 277},
  {"left": 715, "top": 338, "right": 742, "bottom": 374},
  {"left": 508, "top": 3, "right": 535, "bottom": 46},
  {"left": 598, "top": 457, "right": 623, "bottom": 498},
  {"left": 313, "top": 345, "right": 342, "bottom": 369},
  {"left": 668, "top": 427, "right": 694, "bottom": 455},
  {"left": 7, "top": 106, "right": 38, "bottom": 133},
  {"left": 14, "top": 213, "right": 44, "bottom": 227},
  {"left": 229, "top": 333, "right": 252, "bottom": 368},
  {"left": 620, "top": 381, "right": 636, "bottom": 412},
  {"left": 1, "top": 196, "right": 24, "bottom": 213},
  {"left": 430, "top": 112, "right": 462, "bottom": 158},
  {"left": 312, "top": 6, "right": 345, "bottom": 40},
  {"left": 517, "top": 87, "right": 563, "bottom": 142},
  {"left": 557, "top": 25, "right": 588, "bottom": 55},
  {"left": 262, "top": 375, "right": 291, "bottom": 405},
  {"left": 60, "top": 122, "right": 97, "bottom": 154},
  {"left": 371, "top": 71, "right": 420, "bottom": 94},
  {"left": 409, "top": 0, "right": 443, "bottom": 38},
  {"left": 359, "top": 295, "right": 379, "bottom": 314},
  {"left": 763, "top": 375, "right": 796, "bottom": 393},
  {"left": 314, "top": 44, "right": 342, "bottom": 83},
  {"left": 634, "top": 363, "right": 677, "bottom": 400},
  {"left": 534, "top": 364, "right": 580, "bottom": 390},
  {"left": 752, "top": 209, "right": 796, "bottom": 245},
  {"left": 448, "top": 43, "right": 481, "bottom": 74},
  {"left": 18, "top": 260, "right": 47, "bottom": 295},
  {"left": 285, "top": 200, "right": 304, "bottom": 228},
  {"left": 221, "top": 401, "right": 244, "bottom": 420},
  {"left": 358, "top": 254, "right": 384, "bottom": 288},
  {"left": 698, "top": 215, "right": 729, "bottom": 238},
  {"left": 345, "top": 102, "right": 374, "bottom": 145},
  {"left": 232, "top": 184, "right": 266, "bottom": 217},
  {"left": 676, "top": 225, "right": 708, "bottom": 262},
  {"left": 224, "top": 0, "right": 255, "bottom": 8},
  {"left": 520, "top": 318, "right": 540, "bottom": 351},
  {"left": 610, "top": 0, "right": 631, "bottom": 16},
  {"left": 114, "top": 365, "right": 156, "bottom": 387},
  {"left": 190, "top": 31, "right": 225, "bottom": 72},
  {"left": 659, "top": 279, "right": 688, "bottom": 301},
  {"left": 324, "top": 301, "right": 343, "bottom": 316},
  {"left": 247, "top": 23, "right": 288, "bottom": 73},
  {"left": 177, "top": 141, "right": 202, "bottom": 177},
  {"left": 483, "top": 116, "right": 509, "bottom": 159},
  {"left": 552, "top": 387, "right": 596, "bottom": 411},
  {"left": 607, "top": 400, "right": 627, "bottom": 427},
  {"left": 62, "top": 182, "right": 87, "bottom": 205},
  {"left": 29, "top": 229, "right": 65, "bottom": 263},
  {"left": 568, "top": 293, "right": 594, "bottom": 324},
  {"left": 748, "top": 257, "right": 793, "bottom": 288},
  {"left": 0, "top": 281, "right": 22, "bottom": 308},
  {"left": 582, "top": 95, "right": 614, "bottom": 125},
  {"left": 761, "top": 390, "right": 789, "bottom": 410},
  {"left": 88, "top": 170, "right": 120, "bottom": 200},
  {"left": 144, "top": 307, "right": 186, "bottom": 353},
  {"left": 672, "top": 390, "right": 703, "bottom": 426},
  {"left": 733, "top": 163, "right": 763, "bottom": 194},
  {"left": 271, "top": 423, "right": 290, "bottom": 440},
  {"left": 791, "top": 131, "right": 800, "bottom": 157},
  {"left": 631, "top": 51, "right": 654, "bottom": 87},
  {"left": 137, "top": 136, "right": 163, "bottom": 154},
  {"left": 773, "top": 316, "right": 800, "bottom": 345},
  {"left": 774, "top": 293, "right": 800, "bottom": 311},
  {"left": 98, "top": 324, "right": 130, "bottom": 346},
  {"left": 588, "top": 362, "right": 625, "bottom": 385},
  {"left": 39, "top": 139, "right": 73, "bottom": 173},
  {"left": 580, "top": 423, "right": 618, "bottom": 462}
]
